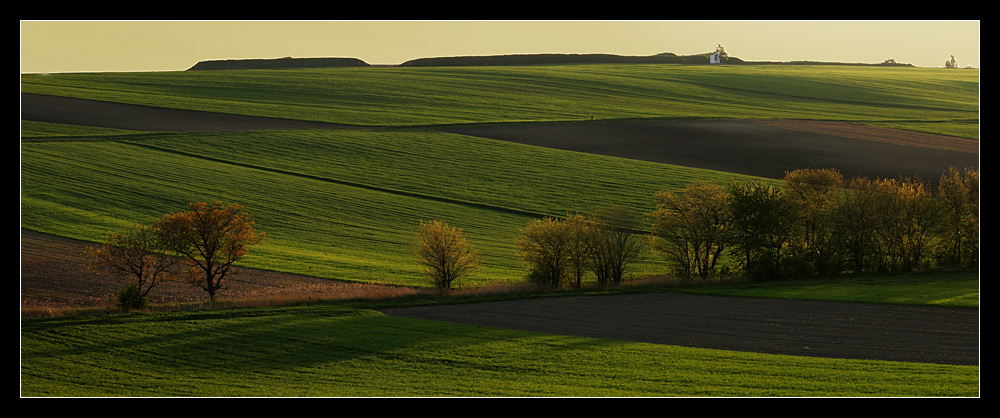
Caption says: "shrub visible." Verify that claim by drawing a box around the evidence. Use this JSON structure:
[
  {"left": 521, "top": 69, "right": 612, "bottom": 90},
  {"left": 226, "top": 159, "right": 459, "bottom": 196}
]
[{"left": 116, "top": 283, "right": 149, "bottom": 311}]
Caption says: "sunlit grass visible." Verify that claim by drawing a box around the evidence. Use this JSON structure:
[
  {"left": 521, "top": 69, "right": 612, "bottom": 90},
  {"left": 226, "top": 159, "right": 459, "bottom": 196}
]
[
  {"left": 25, "top": 128, "right": 753, "bottom": 286},
  {"left": 21, "top": 64, "right": 979, "bottom": 138},
  {"left": 683, "top": 271, "right": 980, "bottom": 309}
]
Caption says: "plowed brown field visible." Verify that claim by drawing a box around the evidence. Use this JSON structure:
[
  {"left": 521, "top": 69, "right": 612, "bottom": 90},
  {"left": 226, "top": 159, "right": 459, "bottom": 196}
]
[{"left": 20, "top": 229, "right": 411, "bottom": 311}]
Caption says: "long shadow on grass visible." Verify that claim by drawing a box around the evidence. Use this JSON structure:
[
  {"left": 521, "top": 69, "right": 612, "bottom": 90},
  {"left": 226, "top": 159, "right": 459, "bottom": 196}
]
[{"left": 21, "top": 305, "right": 610, "bottom": 378}]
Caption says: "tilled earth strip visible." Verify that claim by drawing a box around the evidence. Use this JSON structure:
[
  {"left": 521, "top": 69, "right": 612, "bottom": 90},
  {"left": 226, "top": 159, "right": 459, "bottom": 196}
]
[{"left": 381, "top": 293, "right": 979, "bottom": 366}]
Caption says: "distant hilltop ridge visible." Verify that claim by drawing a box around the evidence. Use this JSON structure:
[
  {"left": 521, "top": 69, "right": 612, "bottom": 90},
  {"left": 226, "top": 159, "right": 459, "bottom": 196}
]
[
  {"left": 188, "top": 57, "right": 370, "bottom": 70},
  {"left": 187, "top": 52, "right": 914, "bottom": 70},
  {"left": 397, "top": 52, "right": 729, "bottom": 66}
]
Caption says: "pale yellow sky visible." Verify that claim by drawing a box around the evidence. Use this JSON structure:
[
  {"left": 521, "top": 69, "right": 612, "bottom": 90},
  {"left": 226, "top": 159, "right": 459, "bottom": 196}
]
[{"left": 20, "top": 20, "right": 980, "bottom": 73}]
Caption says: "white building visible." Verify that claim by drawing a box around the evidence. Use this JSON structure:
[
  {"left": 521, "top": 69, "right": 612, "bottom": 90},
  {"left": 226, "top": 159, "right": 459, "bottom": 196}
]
[{"left": 710, "top": 44, "right": 727, "bottom": 64}]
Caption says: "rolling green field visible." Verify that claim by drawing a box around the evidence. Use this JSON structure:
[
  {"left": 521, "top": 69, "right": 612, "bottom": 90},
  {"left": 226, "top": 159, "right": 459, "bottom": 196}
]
[
  {"left": 22, "top": 125, "right": 753, "bottom": 286},
  {"left": 21, "top": 63, "right": 979, "bottom": 396},
  {"left": 20, "top": 296, "right": 978, "bottom": 397},
  {"left": 685, "top": 271, "right": 979, "bottom": 309},
  {"left": 20, "top": 64, "right": 980, "bottom": 286},
  {"left": 21, "top": 64, "right": 979, "bottom": 136}
]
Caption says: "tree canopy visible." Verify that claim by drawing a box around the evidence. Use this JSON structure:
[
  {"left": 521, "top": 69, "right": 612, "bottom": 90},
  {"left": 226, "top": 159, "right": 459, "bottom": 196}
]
[{"left": 156, "top": 201, "right": 264, "bottom": 301}]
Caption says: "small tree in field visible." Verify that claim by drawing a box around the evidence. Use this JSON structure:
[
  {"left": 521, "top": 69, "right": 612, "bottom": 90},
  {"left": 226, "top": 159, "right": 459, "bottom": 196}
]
[
  {"left": 517, "top": 217, "right": 571, "bottom": 290},
  {"left": 868, "top": 177, "right": 943, "bottom": 272},
  {"left": 84, "top": 224, "right": 180, "bottom": 310},
  {"left": 586, "top": 206, "right": 645, "bottom": 287},
  {"left": 414, "top": 220, "right": 481, "bottom": 291},
  {"left": 562, "top": 213, "right": 594, "bottom": 289},
  {"left": 156, "top": 201, "right": 264, "bottom": 301}
]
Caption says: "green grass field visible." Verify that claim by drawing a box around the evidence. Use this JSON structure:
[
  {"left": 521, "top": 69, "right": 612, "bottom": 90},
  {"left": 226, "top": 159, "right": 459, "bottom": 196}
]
[
  {"left": 684, "top": 271, "right": 979, "bottom": 309},
  {"left": 20, "top": 283, "right": 980, "bottom": 397},
  {"left": 21, "top": 64, "right": 979, "bottom": 136},
  {"left": 21, "top": 63, "right": 979, "bottom": 396}
]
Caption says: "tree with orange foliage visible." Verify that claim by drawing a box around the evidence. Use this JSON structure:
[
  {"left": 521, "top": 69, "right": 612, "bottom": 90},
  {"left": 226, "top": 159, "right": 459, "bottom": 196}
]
[
  {"left": 155, "top": 201, "right": 264, "bottom": 301},
  {"left": 414, "top": 220, "right": 481, "bottom": 291}
]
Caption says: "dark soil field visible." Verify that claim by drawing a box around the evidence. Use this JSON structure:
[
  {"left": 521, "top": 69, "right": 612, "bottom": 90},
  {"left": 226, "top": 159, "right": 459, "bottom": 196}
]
[
  {"left": 444, "top": 119, "right": 979, "bottom": 181},
  {"left": 381, "top": 293, "right": 979, "bottom": 365},
  {"left": 20, "top": 92, "right": 979, "bottom": 366},
  {"left": 20, "top": 93, "right": 350, "bottom": 132}
]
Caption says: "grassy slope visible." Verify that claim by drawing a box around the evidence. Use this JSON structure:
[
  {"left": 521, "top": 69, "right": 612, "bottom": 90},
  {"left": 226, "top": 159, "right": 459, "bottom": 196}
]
[
  {"left": 20, "top": 302, "right": 979, "bottom": 397},
  {"left": 684, "top": 271, "right": 979, "bottom": 309},
  {"left": 22, "top": 127, "right": 757, "bottom": 286},
  {"left": 21, "top": 64, "right": 979, "bottom": 137}
]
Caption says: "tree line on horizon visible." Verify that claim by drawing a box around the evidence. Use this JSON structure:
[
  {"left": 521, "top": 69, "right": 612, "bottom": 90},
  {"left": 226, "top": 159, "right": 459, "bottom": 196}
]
[{"left": 184, "top": 52, "right": 920, "bottom": 72}]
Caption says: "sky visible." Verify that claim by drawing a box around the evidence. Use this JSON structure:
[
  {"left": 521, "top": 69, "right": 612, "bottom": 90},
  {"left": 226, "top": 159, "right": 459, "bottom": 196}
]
[{"left": 20, "top": 20, "right": 980, "bottom": 74}]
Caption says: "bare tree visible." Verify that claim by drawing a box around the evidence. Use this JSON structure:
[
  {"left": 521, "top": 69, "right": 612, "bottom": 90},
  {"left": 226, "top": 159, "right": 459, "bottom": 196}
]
[
  {"left": 83, "top": 224, "right": 181, "bottom": 309},
  {"left": 587, "top": 206, "right": 645, "bottom": 287}
]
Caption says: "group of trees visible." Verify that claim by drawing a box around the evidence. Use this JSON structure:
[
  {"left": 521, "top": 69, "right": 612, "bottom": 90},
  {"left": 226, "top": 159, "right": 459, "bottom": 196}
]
[
  {"left": 515, "top": 206, "right": 645, "bottom": 290},
  {"left": 648, "top": 167, "right": 979, "bottom": 281},
  {"left": 85, "top": 201, "right": 264, "bottom": 309},
  {"left": 414, "top": 205, "right": 647, "bottom": 292},
  {"left": 90, "top": 166, "right": 977, "bottom": 307},
  {"left": 414, "top": 166, "right": 978, "bottom": 291}
]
